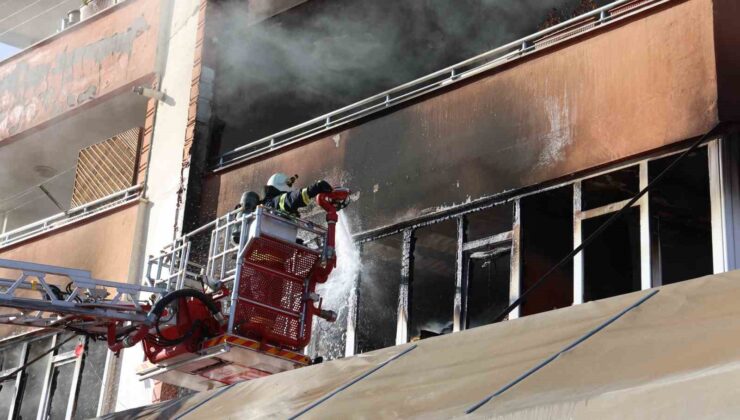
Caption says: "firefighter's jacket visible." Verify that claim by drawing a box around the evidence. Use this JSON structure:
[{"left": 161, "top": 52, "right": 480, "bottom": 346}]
[{"left": 263, "top": 181, "right": 331, "bottom": 216}]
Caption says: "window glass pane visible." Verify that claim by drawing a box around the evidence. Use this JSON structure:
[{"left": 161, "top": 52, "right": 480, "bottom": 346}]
[
  {"left": 18, "top": 336, "right": 53, "bottom": 420},
  {"left": 582, "top": 165, "right": 639, "bottom": 210},
  {"left": 0, "top": 378, "right": 17, "bottom": 418},
  {"left": 465, "top": 203, "right": 513, "bottom": 241},
  {"left": 0, "top": 345, "right": 22, "bottom": 370},
  {"left": 58, "top": 335, "right": 81, "bottom": 354},
  {"left": 0, "top": 344, "right": 23, "bottom": 417},
  {"left": 48, "top": 362, "right": 75, "bottom": 420},
  {"left": 356, "top": 235, "right": 402, "bottom": 353},
  {"left": 466, "top": 245, "right": 511, "bottom": 328},
  {"left": 583, "top": 207, "right": 641, "bottom": 301},
  {"left": 409, "top": 220, "right": 456, "bottom": 340},
  {"left": 72, "top": 340, "right": 107, "bottom": 419},
  {"left": 649, "top": 147, "right": 712, "bottom": 285},
  {"left": 520, "top": 186, "right": 573, "bottom": 316}
]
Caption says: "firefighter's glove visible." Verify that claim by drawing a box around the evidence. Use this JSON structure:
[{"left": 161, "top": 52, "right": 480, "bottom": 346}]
[{"left": 307, "top": 180, "right": 333, "bottom": 198}]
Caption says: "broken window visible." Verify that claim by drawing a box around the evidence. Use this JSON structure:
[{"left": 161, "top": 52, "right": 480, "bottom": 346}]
[
  {"left": 356, "top": 235, "right": 402, "bottom": 353},
  {"left": 465, "top": 244, "right": 511, "bottom": 328},
  {"left": 582, "top": 207, "right": 642, "bottom": 301},
  {"left": 409, "top": 220, "right": 457, "bottom": 339},
  {"left": 649, "top": 147, "right": 713, "bottom": 285},
  {"left": 465, "top": 202, "right": 513, "bottom": 241},
  {"left": 520, "top": 186, "right": 573, "bottom": 316}
]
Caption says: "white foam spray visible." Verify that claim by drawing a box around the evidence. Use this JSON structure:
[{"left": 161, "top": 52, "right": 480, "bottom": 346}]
[{"left": 310, "top": 213, "right": 362, "bottom": 360}]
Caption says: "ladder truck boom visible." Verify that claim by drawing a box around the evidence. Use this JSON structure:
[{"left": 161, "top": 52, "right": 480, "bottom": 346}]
[{"left": 0, "top": 188, "right": 351, "bottom": 391}]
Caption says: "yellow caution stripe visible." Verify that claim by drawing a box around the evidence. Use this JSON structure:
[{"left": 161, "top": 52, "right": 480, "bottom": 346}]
[
  {"left": 202, "top": 335, "right": 310, "bottom": 364},
  {"left": 279, "top": 194, "right": 288, "bottom": 211}
]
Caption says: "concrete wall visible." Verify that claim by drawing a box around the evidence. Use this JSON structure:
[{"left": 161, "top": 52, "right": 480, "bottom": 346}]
[
  {"left": 203, "top": 0, "right": 721, "bottom": 234},
  {"left": 0, "top": 0, "right": 161, "bottom": 143},
  {"left": 0, "top": 203, "right": 142, "bottom": 281}
]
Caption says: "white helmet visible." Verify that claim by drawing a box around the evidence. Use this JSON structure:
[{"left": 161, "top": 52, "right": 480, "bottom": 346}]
[{"left": 267, "top": 173, "right": 297, "bottom": 192}]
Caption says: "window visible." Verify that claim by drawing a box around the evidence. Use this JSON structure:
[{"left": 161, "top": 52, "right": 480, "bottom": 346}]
[
  {"left": 0, "top": 333, "right": 109, "bottom": 420},
  {"left": 649, "top": 148, "right": 713, "bottom": 285},
  {"left": 346, "top": 140, "right": 726, "bottom": 353},
  {"left": 520, "top": 186, "right": 573, "bottom": 316},
  {"left": 581, "top": 165, "right": 639, "bottom": 210},
  {"left": 465, "top": 243, "right": 511, "bottom": 328},
  {"left": 465, "top": 203, "right": 513, "bottom": 241},
  {"left": 460, "top": 203, "right": 517, "bottom": 328},
  {"left": 17, "top": 337, "right": 53, "bottom": 420},
  {"left": 576, "top": 165, "right": 646, "bottom": 302},
  {"left": 0, "top": 127, "right": 143, "bottom": 248},
  {"left": 0, "top": 344, "right": 23, "bottom": 417},
  {"left": 574, "top": 146, "right": 718, "bottom": 302},
  {"left": 410, "top": 221, "right": 457, "bottom": 339},
  {"left": 356, "top": 235, "right": 402, "bottom": 353},
  {"left": 73, "top": 339, "right": 108, "bottom": 419},
  {"left": 582, "top": 207, "right": 642, "bottom": 301}
]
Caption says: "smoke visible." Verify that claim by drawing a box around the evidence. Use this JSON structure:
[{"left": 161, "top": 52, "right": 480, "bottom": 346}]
[{"left": 208, "top": 0, "right": 606, "bottom": 151}]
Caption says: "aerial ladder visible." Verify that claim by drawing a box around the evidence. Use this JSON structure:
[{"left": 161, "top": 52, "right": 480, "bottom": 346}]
[{"left": 0, "top": 188, "right": 351, "bottom": 391}]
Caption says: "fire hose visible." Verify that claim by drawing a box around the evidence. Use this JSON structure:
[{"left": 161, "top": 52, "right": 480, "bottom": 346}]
[{"left": 109, "top": 289, "right": 223, "bottom": 353}]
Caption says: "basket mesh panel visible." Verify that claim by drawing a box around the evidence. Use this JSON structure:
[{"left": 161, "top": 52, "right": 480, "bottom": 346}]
[{"left": 233, "top": 236, "right": 320, "bottom": 348}]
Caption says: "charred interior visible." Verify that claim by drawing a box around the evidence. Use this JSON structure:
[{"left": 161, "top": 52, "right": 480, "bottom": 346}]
[
  {"left": 649, "top": 148, "right": 714, "bottom": 285},
  {"left": 520, "top": 187, "right": 573, "bottom": 316},
  {"left": 410, "top": 220, "right": 457, "bottom": 339},
  {"left": 356, "top": 235, "right": 402, "bottom": 354}
]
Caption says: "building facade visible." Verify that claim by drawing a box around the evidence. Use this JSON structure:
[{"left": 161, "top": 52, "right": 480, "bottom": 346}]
[{"left": 0, "top": 0, "right": 738, "bottom": 417}]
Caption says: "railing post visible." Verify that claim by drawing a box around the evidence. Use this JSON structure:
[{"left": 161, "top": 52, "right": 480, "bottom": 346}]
[{"left": 228, "top": 215, "right": 250, "bottom": 334}]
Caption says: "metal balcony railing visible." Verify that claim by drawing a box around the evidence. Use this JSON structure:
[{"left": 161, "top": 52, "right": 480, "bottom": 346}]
[
  {"left": 0, "top": 185, "right": 142, "bottom": 249},
  {"left": 214, "top": 0, "right": 669, "bottom": 171}
]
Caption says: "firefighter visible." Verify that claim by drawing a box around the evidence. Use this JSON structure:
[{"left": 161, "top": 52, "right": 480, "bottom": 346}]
[{"left": 263, "top": 173, "right": 333, "bottom": 217}]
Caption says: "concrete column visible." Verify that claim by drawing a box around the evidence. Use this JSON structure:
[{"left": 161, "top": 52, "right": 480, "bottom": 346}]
[{"left": 114, "top": 0, "right": 203, "bottom": 412}]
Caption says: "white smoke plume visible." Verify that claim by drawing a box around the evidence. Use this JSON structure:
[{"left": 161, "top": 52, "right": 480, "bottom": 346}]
[{"left": 207, "top": 0, "right": 607, "bottom": 148}]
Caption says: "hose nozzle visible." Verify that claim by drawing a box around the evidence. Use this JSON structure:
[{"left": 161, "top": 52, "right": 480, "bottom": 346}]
[{"left": 318, "top": 309, "right": 337, "bottom": 323}]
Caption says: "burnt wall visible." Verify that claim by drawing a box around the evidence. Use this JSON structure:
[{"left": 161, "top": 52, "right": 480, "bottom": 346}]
[
  {"left": 0, "top": 0, "right": 161, "bottom": 143},
  {"left": 206, "top": 0, "right": 611, "bottom": 153},
  {"left": 713, "top": 0, "right": 740, "bottom": 121},
  {"left": 205, "top": 0, "right": 719, "bottom": 234}
]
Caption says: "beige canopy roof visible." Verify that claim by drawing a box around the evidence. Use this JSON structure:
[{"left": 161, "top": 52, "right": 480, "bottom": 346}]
[{"left": 105, "top": 270, "right": 740, "bottom": 419}]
